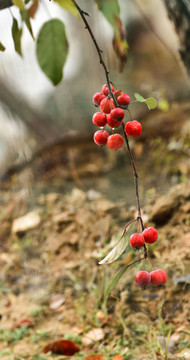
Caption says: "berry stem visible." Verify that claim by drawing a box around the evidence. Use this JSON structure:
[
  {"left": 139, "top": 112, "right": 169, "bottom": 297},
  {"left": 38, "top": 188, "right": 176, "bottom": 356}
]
[
  {"left": 72, "top": 0, "right": 148, "bottom": 259},
  {"left": 71, "top": 0, "right": 118, "bottom": 107}
]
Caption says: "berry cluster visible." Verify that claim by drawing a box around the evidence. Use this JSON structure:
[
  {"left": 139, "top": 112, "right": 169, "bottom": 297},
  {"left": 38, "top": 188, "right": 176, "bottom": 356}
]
[
  {"left": 92, "top": 84, "right": 142, "bottom": 150},
  {"left": 129, "top": 227, "right": 167, "bottom": 289}
]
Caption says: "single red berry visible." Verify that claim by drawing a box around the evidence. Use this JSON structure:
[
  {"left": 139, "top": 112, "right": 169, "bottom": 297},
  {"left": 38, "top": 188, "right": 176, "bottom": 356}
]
[
  {"left": 110, "top": 108, "right": 125, "bottom": 122},
  {"left": 100, "top": 98, "right": 115, "bottom": 114},
  {"left": 93, "top": 130, "right": 109, "bottom": 146},
  {"left": 117, "top": 93, "right": 131, "bottom": 106},
  {"left": 107, "top": 114, "right": 122, "bottom": 128},
  {"left": 142, "top": 227, "right": 158, "bottom": 244},
  {"left": 150, "top": 269, "right": 167, "bottom": 286},
  {"left": 107, "top": 134, "right": 124, "bottom": 150},
  {"left": 130, "top": 233, "right": 145, "bottom": 249},
  {"left": 92, "top": 112, "right": 107, "bottom": 127},
  {"left": 93, "top": 92, "right": 106, "bottom": 106},
  {"left": 125, "top": 120, "right": 142, "bottom": 137},
  {"left": 102, "top": 83, "right": 114, "bottom": 96},
  {"left": 135, "top": 271, "right": 151, "bottom": 289}
]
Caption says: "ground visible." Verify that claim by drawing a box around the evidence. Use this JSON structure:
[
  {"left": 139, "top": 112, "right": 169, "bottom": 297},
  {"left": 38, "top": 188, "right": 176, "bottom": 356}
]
[{"left": 0, "top": 106, "right": 190, "bottom": 360}]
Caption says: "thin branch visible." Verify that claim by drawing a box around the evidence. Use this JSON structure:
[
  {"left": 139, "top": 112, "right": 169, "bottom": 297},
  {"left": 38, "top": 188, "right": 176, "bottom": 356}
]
[{"left": 72, "top": 0, "right": 147, "bottom": 253}]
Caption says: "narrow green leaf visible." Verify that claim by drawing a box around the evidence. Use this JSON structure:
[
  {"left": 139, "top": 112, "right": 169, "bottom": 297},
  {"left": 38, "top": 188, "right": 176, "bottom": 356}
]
[
  {"left": 53, "top": 0, "right": 79, "bottom": 17},
  {"left": 12, "top": 17, "right": 22, "bottom": 56},
  {"left": 0, "top": 42, "right": 6, "bottom": 51},
  {"left": 99, "top": 222, "right": 136, "bottom": 264},
  {"left": 12, "top": 0, "right": 25, "bottom": 10},
  {"left": 36, "top": 19, "right": 68, "bottom": 86},
  {"left": 99, "top": 237, "right": 128, "bottom": 265},
  {"left": 104, "top": 265, "right": 128, "bottom": 301},
  {"left": 95, "top": 0, "right": 129, "bottom": 72},
  {"left": 134, "top": 93, "right": 157, "bottom": 110},
  {"left": 20, "top": 10, "right": 34, "bottom": 39}
]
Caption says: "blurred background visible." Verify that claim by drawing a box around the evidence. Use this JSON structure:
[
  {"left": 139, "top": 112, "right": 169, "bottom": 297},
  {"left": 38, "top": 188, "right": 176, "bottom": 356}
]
[{"left": 0, "top": 1, "right": 190, "bottom": 359}]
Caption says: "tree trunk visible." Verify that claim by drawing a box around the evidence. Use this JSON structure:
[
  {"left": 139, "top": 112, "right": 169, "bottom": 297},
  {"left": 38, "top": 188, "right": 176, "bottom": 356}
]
[{"left": 164, "top": 0, "right": 190, "bottom": 76}]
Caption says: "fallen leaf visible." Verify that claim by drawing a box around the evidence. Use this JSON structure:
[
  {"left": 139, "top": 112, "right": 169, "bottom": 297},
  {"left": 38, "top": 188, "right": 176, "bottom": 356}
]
[
  {"left": 11, "top": 318, "right": 33, "bottom": 330},
  {"left": 12, "top": 210, "right": 41, "bottom": 234},
  {"left": 82, "top": 328, "right": 104, "bottom": 346},
  {"left": 42, "top": 339, "right": 80, "bottom": 355},
  {"left": 49, "top": 294, "right": 65, "bottom": 310},
  {"left": 83, "top": 355, "right": 104, "bottom": 360},
  {"left": 112, "top": 355, "right": 124, "bottom": 360}
]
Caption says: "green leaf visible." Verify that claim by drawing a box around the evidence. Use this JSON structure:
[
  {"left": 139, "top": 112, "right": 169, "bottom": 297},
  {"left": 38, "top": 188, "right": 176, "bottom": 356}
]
[
  {"left": 144, "top": 97, "right": 157, "bottom": 110},
  {"left": 104, "top": 265, "right": 128, "bottom": 301},
  {"left": 12, "top": 0, "right": 25, "bottom": 10},
  {"left": 53, "top": 0, "right": 79, "bottom": 17},
  {"left": 20, "top": 10, "right": 34, "bottom": 39},
  {"left": 99, "top": 222, "right": 135, "bottom": 264},
  {"left": 12, "top": 17, "right": 22, "bottom": 56},
  {"left": 99, "top": 236, "right": 128, "bottom": 265},
  {"left": 0, "top": 42, "right": 6, "bottom": 51},
  {"left": 134, "top": 93, "right": 157, "bottom": 110},
  {"left": 36, "top": 19, "right": 68, "bottom": 86},
  {"left": 95, "top": 0, "right": 129, "bottom": 72}
]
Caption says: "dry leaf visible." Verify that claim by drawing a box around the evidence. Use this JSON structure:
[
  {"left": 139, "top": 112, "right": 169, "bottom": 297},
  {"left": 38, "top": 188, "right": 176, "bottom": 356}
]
[
  {"left": 83, "top": 355, "right": 104, "bottom": 360},
  {"left": 49, "top": 294, "right": 65, "bottom": 310},
  {"left": 12, "top": 210, "right": 41, "bottom": 234},
  {"left": 11, "top": 318, "right": 33, "bottom": 330},
  {"left": 112, "top": 355, "right": 124, "bottom": 360},
  {"left": 82, "top": 328, "right": 104, "bottom": 346},
  {"left": 42, "top": 339, "right": 80, "bottom": 355}
]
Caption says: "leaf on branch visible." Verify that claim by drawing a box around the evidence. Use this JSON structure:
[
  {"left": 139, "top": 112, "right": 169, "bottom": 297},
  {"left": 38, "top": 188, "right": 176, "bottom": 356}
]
[
  {"left": 0, "top": 42, "right": 6, "bottom": 51},
  {"left": 99, "top": 222, "right": 135, "bottom": 264},
  {"left": 12, "top": 0, "right": 25, "bottom": 10},
  {"left": 28, "top": 0, "right": 39, "bottom": 19},
  {"left": 20, "top": 9, "right": 34, "bottom": 39},
  {"left": 36, "top": 19, "right": 68, "bottom": 86},
  {"left": 53, "top": 0, "right": 79, "bottom": 17},
  {"left": 104, "top": 264, "right": 129, "bottom": 301},
  {"left": 99, "top": 236, "right": 128, "bottom": 265},
  {"left": 12, "top": 17, "right": 22, "bottom": 56},
  {"left": 95, "top": 0, "right": 129, "bottom": 72},
  {"left": 134, "top": 93, "right": 157, "bottom": 110}
]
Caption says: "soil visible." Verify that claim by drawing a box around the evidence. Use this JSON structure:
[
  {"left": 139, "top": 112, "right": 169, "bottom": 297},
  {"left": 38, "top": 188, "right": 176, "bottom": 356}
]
[{"left": 0, "top": 107, "right": 189, "bottom": 360}]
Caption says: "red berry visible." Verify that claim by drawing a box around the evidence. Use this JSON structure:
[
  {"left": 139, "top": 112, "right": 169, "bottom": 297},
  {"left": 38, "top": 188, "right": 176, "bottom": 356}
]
[
  {"left": 107, "top": 114, "right": 122, "bottom": 129},
  {"left": 110, "top": 108, "right": 125, "bottom": 122},
  {"left": 117, "top": 93, "right": 131, "bottom": 106},
  {"left": 143, "top": 227, "right": 158, "bottom": 244},
  {"left": 102, "top": 84, "right": 114, "bottom": 96},
  {"left": 93, "top": 130, "right": 109, "bottom": 146},
  {"left": 135, "top": 271, "right": 151, "bottom": 289},
  {"left": 107, "top": 134, "right": 124, "bottom": 150},
  {"left": 92, "top": 112, "right": 107, "bottom": 127},
  {"left": 124, "top": 120, "right": 142, "bottom": 137},
  {"left": 100, "top": 98, "right": 115, "bottom": 114},
  {"left": 130, "top": 233, "right": 145, "bottom": 249},
  {"left": 93, "top": 92, "right": 106, "bottom": 106},
  {"left": 150, "top": 269, "right": 167, "bottom": 286}
]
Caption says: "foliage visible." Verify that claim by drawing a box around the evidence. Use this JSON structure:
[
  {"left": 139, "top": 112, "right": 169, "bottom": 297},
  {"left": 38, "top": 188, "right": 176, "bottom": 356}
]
[{"left": 1, "top": 0, "right": 128, "bottom": 85}]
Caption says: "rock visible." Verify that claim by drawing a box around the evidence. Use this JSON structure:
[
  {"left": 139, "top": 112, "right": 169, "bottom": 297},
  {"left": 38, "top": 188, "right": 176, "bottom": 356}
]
[
  {"left": 12, "top": 210, "right": 41, "bottom": 234},
  {"left": 149, "top": 181, "right": 190, "bottom": 224}
]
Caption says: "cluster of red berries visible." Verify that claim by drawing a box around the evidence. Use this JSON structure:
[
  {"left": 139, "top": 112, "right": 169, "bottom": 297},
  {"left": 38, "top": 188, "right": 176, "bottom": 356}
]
[
  {"left": 129, "top": 227, "right": 167, "bottom": 289},
  {"left": 92, "top": 84, "right": 142, "bottom": 150}
]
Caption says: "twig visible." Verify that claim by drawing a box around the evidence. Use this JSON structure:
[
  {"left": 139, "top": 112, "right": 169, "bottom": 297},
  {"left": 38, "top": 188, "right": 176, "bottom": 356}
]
[{"left": 72, "top": 0, "right": 147, "bottom": 254}]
